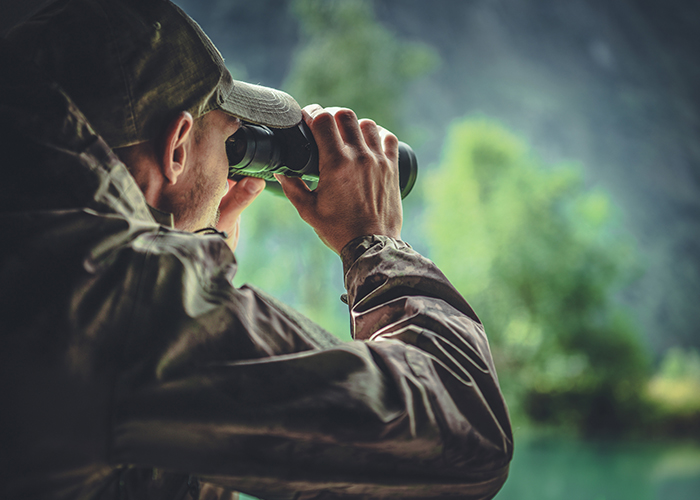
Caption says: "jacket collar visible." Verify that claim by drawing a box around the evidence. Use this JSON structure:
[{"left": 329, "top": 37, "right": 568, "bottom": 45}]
[{"left": 148, "top": 205, "right": 175, "bottom": 228}]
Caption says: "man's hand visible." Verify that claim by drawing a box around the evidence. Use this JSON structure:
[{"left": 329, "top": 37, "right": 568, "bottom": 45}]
[
  {"left": 216, "top": 176, "right": 266, "bottom": 252},
  {"left": 277, "top": 105, "right": 403, "bottom": 254}
]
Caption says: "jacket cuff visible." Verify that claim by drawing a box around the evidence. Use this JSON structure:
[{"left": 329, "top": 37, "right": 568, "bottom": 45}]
[
  {"left": 340, "top": 235, "right": 416, "bottom": 310},
  {"left": 340, "top": 235, "right": 411, "bottom": 277}
]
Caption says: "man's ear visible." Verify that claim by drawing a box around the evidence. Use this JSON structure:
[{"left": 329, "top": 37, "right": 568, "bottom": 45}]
[{"left": 161, "top": 111, "right": 194, "bottom": 185}]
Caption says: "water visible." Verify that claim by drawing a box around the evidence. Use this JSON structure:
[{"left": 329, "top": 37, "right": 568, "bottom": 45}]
[
  {"left": 497, "top": 434, "right": 700, "bottom": 500},
  {"left": 238, "top": 435, "right": 700, "bottom": 499}
]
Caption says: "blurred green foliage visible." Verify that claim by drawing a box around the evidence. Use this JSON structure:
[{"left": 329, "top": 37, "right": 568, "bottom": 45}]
[
  {"left": 423, "top": 118, "right": 651, "bottom": 434},
  {"left": 645, "top": 348, "right": 700, "bottom": 435},
  {"left": 234, "top": 0, "right": 436, "bottom": 340},
  {"left": 658, "top": 348, "right": 700, "bottom": 381},
  {"left": 234, "top": 190, "right": 351, "bottom": 340},
  {"left": 284, "top": 0, "right": 438, "bottom": 134}
]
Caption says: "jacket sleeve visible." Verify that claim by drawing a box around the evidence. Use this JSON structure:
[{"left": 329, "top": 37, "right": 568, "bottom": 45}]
[{"left": 110, "top": 231, "right": 512, "bottom": 500}]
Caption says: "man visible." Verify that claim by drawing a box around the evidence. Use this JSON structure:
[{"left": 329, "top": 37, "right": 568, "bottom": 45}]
[{"left": 0, "top": 1, "right": 513, "bottom": 499}]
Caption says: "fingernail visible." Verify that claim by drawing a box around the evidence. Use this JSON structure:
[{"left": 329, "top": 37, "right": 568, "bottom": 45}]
[{"left": 241, "top": 177, "right": 264, "bottom": 194}]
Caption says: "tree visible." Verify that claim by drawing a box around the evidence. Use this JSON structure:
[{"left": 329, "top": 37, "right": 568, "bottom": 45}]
[
  {"left": 284, "top": 0, "right": 436, "bottom": 135},
  {"left": 423, "top": 118, "right": 650, "bottom": 433}
]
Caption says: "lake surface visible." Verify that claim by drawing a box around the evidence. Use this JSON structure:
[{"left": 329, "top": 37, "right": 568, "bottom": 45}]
[
  {"left": 239, "top": 434, "right": 700, "bottom": 499},
  {"left": 497, "top": 434, "right": 700, "bottom": 500}
]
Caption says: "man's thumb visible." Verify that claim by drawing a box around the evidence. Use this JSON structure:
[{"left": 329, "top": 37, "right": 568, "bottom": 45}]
[
  {"left": 276, "top": 174, "right": 313, "bottom": 212},
  {"left": 218, "top": 177, "right": 265, "bottom": 222}
]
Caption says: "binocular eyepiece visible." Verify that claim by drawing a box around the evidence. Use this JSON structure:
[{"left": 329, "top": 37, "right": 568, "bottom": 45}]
[{"left": 227, "top": 121, "right": 418, "bottom": 199}]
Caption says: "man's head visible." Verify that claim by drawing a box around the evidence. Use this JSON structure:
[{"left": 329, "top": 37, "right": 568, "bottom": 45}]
[
  {"left": 115, "top": 108, "right": 242, "bottom": 232},
  {"left": 8, "top": 0, "right": 300, "bottom": 232}
]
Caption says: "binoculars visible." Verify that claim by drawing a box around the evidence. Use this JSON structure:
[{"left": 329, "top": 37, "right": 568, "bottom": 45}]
[{"left": 227, "top": 121, "right": 418, "bottom": 199}]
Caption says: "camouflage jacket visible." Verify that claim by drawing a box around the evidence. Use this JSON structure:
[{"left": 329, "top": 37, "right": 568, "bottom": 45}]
[{"left": 0, "top": 41, "right": 512, "bottom": 500}]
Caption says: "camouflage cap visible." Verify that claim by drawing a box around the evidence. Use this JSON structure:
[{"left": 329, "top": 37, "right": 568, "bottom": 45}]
[{"left": 7, "top": 0, "right": 302, "bottom": 148}]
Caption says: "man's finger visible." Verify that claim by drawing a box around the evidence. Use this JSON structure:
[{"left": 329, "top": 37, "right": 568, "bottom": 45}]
[
  {"left": 359, "top": 119, "right": 382, "bottom": 154},
  {"left": 218, "top": 177, "right": 265, "bottom": 227},
  {"left": 333, "top": 108, "right": 364, "bottom": 148},
  {"left": 276, "top": 175, "right": 314, "bottom": 220},
  {"left": 382, "top": 132, "right": 400, "bottom": 165},
  {"left": 302, "top": 104, "right": 325, "bottom": 118},
  {"left": 307, "top": 111, "right": 344, "bottom": 169}
]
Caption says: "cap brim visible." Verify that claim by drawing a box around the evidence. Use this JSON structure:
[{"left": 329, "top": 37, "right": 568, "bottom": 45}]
[{"left": 220, "top": 80, "right": 302, "bottom": 129}]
